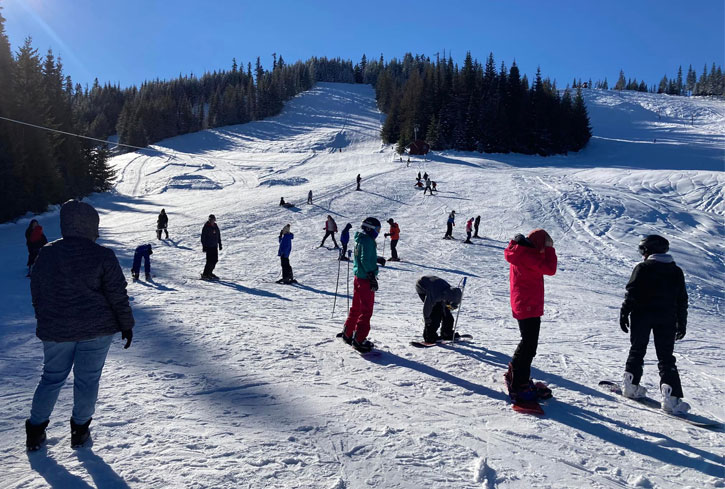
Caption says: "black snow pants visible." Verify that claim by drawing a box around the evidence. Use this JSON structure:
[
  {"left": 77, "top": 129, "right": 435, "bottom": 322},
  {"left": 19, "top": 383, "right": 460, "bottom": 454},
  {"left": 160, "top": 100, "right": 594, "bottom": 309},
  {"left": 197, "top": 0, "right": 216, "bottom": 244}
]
[
  {"left": 511, "top": 317, "right": 541, "bottom": 387},
  {"left": 445, "top": 222, "right": 453, "bottom": 238},
  {"left": 203, "top": 247, "right": 218, "bottom": 276},
  {"left": 419, "top": 293, "right": 454, "bottom": 343},
  {"left": 321, "top": 231, "right": 339, "bottom": 248},
  {"left": 390, "top": 239, "right": 398, "bottom": 260},
  {"left": 625, "top": 313, "right": 683, "bottom": 398},
  {"left": 280, "top": 256, "right": 293, "bottom": 282}
]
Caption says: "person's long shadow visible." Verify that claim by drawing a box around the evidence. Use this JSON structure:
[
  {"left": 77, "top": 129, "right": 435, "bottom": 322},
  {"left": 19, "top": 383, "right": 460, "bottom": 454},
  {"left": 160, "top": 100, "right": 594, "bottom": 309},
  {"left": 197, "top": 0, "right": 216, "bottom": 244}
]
[
  {"left": 162, "top": 238, "right": 193, "bottom": 251},
  {"left": 405, "top": 260, "right": 480, "bottom": 279},
  {"left": 366, "top": 349, "right": 508, "bottom": 402},
  {"left": 136, "top": 279, "right": 177, "bottom": 292},
  {"left": 291, "top": 282, "right": 342, "bottom": 298},
  {"left": 215, "top": 280, "right": 292, "bottom": 301},
  {"left": 361, "top": 189, "right": 409, "bottom": 205},
  {"left": 28, "top": 448, "right": 94, "bottom": 488},
  {"left": 445, "top": 343, "right": 724, "bottom": 477},
  {"left": 308, "top": 203, "right": 348, "bottom": 219},
  {"left": 75, "top": 448, "right": 132, "bottom": 489}
]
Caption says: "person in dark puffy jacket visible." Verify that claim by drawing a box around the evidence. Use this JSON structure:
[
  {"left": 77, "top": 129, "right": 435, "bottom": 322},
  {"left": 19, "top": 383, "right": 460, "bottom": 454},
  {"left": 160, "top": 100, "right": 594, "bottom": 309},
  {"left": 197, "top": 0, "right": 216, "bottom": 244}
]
[
  {"left": 339, "top": 223, "right": 353, "bottom": 261},
  {"left": 277, "top": 224, "right": 296, "bottom": 284},
  {"left": 25, "top": 200, "right": 134, "bottom": 451},
  {"left": 25, "top": 219, "right": 48, "bottom": 276},
  {"left": 131, "top": 243, "right": 153, "bottom": 281},
  {"left": 503, "top": 229, "right": 557, "bottom": 400},
  {"left": 415, "top": 276, "right": 463, "bottom": 343},
  {"left": 201, "top": 214, "right": 222, "bottom": 280},
  {"left": 156, "top": 209, "right": 169, "bottom": 240},
  {"left": 619, "top": 234, "right": 690, "bottom": 414}
]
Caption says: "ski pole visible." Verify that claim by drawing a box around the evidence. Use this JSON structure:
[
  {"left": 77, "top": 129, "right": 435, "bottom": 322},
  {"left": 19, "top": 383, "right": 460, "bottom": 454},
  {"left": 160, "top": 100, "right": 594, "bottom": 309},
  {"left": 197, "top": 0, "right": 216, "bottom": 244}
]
[
  {"left": 382, "top": 236, "right": 387, "bottom": 259},
  {"left": 332, "top": 255, "right": 342, "bottom": 318},
  {"left": 451, "top": 277, "right": 467, "bottom": 344},
  {"left": 346, "top": 249, "right": 352, "bottom": 312}
]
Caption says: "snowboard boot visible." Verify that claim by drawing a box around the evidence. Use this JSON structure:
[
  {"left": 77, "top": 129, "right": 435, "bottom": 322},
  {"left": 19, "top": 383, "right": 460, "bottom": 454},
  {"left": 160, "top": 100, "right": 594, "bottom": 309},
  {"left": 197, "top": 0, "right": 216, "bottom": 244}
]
[
  {"left": 70, "top": 418, "right": 92, "bottom": 448},
  {"left": 339, "top": 332, "right": 353, "bottom": 345},
  {"left": 145, "top": 274, "right": 151, "bottom": 281},
  {"left": 25, "top": 419, "right": 49, "bottom": 451},
  {"left": 660, "top": 384, "right": 690, "bottom": 414},
  {"left": 209, "top": 273, "right": 220, "bottom": 281},
  {"left": 352, "top": 338, "right": 374, "bottom": 353},
  {"left": 438, "top": 332, "right": 461, "bottom": 341},
  {"left": 132, "top": 271, "right": 139, "bottom": 281},
  {"left": 622, "top": 372, "right": 647, "bottom": 399},
  {"left": 201, "top": 273, "right": 213, "bottom": 280}
]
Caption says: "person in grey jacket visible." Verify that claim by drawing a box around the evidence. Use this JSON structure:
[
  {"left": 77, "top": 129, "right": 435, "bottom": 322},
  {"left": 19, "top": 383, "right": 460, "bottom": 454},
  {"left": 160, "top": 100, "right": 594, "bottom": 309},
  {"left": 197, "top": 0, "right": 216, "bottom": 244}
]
[
  {"left": 25, "top": 200, "right": 134, "bottom": 451},
  {"left": 415, "top": 275, "right": 463, "bottom": 343}
]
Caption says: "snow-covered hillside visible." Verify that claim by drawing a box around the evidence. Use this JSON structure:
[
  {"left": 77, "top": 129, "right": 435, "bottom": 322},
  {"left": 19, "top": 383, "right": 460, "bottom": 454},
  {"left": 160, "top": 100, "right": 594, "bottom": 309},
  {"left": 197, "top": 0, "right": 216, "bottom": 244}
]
[{"left": 1, "top": 83, "right": 723, "bottom": 489}]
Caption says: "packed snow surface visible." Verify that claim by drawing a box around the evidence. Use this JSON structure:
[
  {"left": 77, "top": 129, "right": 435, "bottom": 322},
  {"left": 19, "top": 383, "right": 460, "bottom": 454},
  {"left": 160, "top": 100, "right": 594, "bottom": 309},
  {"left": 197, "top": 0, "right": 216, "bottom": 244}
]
[{"left": 1, "top": 83, "right": 723, "bottom": 488}]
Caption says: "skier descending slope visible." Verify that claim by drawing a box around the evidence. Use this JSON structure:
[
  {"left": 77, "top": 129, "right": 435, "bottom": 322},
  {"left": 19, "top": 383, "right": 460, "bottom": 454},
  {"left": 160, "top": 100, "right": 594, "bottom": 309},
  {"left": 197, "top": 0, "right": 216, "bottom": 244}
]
[
  {"left": 415, "top": 276, "right": 463, "bottom": 343},
  {"left": 619, "top": 234, "right": 690, "bottom": 414},
  {"left": 340, "top": 217, "right": 381, "bottom": 353},
  {"left": 503, "top": 230, "right": 557, "bottom": 402}
]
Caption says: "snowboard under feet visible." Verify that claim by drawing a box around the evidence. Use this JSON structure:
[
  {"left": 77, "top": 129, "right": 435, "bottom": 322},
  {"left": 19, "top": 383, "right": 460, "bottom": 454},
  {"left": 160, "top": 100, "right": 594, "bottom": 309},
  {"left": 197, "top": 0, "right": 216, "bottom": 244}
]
[
  {"left": 598, "top": 380, "right": 724, "bottom": 431},
  {"left": 336, "top": 332, "right": 381, "bottom": 357},
  {"left": 410, "top": 334, "right": 473, "bottom": 348}
]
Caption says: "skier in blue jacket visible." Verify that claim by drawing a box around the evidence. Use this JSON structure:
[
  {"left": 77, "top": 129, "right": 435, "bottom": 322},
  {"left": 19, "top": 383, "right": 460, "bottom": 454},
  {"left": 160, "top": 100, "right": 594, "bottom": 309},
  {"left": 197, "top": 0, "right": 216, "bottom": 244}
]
[
  {"left": 339, "top": 223, "right": 353, "bottom": 261},
  {"left": 278, "top": 224, "right": 296, "bottom": 284}
]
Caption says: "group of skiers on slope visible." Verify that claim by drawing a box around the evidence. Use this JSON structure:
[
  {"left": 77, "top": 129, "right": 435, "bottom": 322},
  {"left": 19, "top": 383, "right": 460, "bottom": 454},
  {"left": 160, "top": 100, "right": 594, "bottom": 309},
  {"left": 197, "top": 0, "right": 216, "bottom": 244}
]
[
  {"left": 415, "top": 171, "right": 437, "bottom": 195},
  {"left": 443, "top": 211, "right": 482, "bottom": 242},
  {"left": 20, "top": 198, "right": 690, "bottom": 452}
]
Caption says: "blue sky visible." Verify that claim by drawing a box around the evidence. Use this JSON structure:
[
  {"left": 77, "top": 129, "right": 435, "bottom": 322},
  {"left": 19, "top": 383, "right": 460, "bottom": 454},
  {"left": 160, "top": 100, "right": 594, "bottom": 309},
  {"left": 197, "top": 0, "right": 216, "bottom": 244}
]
[{"left": 3, "top": 0, "right": 723, "bottom": 89}]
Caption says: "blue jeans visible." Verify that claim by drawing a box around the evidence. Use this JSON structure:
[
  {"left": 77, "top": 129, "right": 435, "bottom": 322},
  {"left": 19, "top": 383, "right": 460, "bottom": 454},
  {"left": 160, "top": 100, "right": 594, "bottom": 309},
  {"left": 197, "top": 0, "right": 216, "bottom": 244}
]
[{"left": 30, "top": 335, "right": 114, "bottom": 425}]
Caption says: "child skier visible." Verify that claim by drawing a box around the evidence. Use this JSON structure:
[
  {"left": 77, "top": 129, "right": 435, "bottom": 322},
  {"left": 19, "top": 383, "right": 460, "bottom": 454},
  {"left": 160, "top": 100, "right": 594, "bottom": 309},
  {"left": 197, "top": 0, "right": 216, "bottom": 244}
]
[
  {"left": 341, "top": 217, "right": 381, "bottom": 353},
  {"left": 277, "top": 224, "right": 296, "bottom": 284},
  {"left": 444, "top": 211, "right": 455, "bottom": 239},
  {"left": 384, "top": 218, "right": 400, "bottom": 261},
  {"left": 619, "top": 235, "right": 690, "bottom": 414},
  {"left": 415, "top": 275, "right": 463, "bottom": 343},
  {"left": 503, "top": 229, "right": 557, "bottom": 401},
  {"left": 465, "top": 218, "right": 474, "bottom": 243},
  {"left": 339, "top": 223, "right": 353, "bottom": 261},
  {"left": 131, "top": 244, "right": 153, "bottom": 281},
  {"left": 156, "top": 209, "right": 169, "bottom": 240}
]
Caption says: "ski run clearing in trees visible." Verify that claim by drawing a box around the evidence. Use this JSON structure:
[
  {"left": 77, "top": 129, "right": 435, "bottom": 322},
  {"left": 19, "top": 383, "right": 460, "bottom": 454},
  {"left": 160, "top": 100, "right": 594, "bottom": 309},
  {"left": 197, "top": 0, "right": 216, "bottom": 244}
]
[{"left": 0, "top": 83, "right": 723, "bottom": 488}]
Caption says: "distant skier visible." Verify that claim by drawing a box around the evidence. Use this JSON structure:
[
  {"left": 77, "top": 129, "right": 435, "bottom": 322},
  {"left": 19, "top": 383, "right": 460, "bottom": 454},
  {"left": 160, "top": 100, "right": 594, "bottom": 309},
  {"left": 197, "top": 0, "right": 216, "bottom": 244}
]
[
  {"left": 201, "top": 214, "right": 222, "bottom": 280},
  {"left": 619, "top": 235, "right": 690, "bottom": 414},
  {"left": 415, "top": 275, "right": 463, "bottom": 343},
  {"left": 464, "top": 218, "right": 474, "bottom": 243},
  {"left": 503, "top": 229, "right": 557, "bottom": 401},
  {"left": 339, "top": 223, "right": 353, "bottom": 261},
  {"left": 473, "top": 216, "right": 481, "bottom": 238},
  {"left": 25, "top": 219, "right": 48, "bottom": 276},
  {"left": 131, "top": 243, "right": 153, "bottom": 281},
  {"left": 432, "top": 181, "right": 437, "bottom": 192},
  {"left": 25, "top": 200, "right": 134, "bottom": 451},
  {"left": 356, "top": 174, "right": 361, "bottom": 191},
  {"left": 340, "top": 217, "right": 381, "bottom": 353},
  {"left": 277, "top": 224, "right": 296, "bottom": 284},
  {"left": 444, "top": 211, "right": 455, "bottom": 239},
  {"left": 320, "top": 215, "right": 339, "bottom": 248},
  {"left": 417, "top": 172, "right": 421, "bottom": 180},
  {"left": 423, "top": 172, "right": 428, "bottom": 181},
  {"left": 423, "top": 177, "right": 433, "bottom": 195},
  {"left": 156, "top": 209, "right": 169, "bottom": 240},
  {"left": 384, "top": 218, "right": 400, "bottom": 261},
  {"left": 307, "top": 190, "right": 313, "bottom": 205}
]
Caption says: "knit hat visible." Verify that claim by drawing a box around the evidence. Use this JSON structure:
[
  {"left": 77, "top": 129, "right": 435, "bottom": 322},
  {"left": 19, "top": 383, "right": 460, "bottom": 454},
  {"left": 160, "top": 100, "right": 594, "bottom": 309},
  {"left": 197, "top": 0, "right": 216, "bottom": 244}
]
[
  {"left": 60, "top": 200, "right": 99, "bottom": 241},
  {"left": 527, "top": 229, "right": 552, "bottom": 251}
]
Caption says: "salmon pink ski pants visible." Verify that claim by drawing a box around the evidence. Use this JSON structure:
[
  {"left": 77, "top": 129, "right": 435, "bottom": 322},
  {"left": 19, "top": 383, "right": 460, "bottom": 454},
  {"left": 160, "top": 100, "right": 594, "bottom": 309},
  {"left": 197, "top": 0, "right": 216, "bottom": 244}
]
[{"left": 344, "top": 277, "right": 375, "bottom": 342}]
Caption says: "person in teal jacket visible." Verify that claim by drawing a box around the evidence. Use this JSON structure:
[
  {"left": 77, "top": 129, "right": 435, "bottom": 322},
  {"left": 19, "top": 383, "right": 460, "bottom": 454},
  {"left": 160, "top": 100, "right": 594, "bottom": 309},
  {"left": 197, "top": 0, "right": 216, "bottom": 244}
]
[{"left": 341, "top": 217, "right": 381, "bottom": 352}]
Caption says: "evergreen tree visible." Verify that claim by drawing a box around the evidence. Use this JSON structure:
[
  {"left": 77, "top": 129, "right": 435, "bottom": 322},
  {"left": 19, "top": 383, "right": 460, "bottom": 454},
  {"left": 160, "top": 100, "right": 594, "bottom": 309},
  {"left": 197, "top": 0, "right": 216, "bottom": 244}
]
[{"left": 614, "top": 70, "right": 626, "bottom": 90}]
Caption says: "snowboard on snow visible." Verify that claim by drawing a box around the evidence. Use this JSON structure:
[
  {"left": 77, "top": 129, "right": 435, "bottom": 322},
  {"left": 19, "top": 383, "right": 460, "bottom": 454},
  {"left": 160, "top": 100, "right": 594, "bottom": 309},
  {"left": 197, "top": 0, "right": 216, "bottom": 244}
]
[
  {"left": 410, "top": 334, "right": 473, "bottom": 348},
  {"left": 598, "top": 380, "right": 724, "bottom": 431},
  {"left": 504, "top": 375, "right": 552, "bottom": 416},
  {"left": 336, "top": 332, "right": 381, "bottom": 357}
]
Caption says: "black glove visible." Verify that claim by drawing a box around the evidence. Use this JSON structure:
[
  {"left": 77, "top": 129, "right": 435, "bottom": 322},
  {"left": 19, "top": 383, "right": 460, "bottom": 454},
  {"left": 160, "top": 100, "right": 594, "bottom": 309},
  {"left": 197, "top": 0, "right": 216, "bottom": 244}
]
[
  {"left": 367, "top": 272, "right": 379, "bottom": 292},
  {"left": 377, "top": 256, "right": 386, "bottom": 266},
  {"left": 676, "top": 321, "right": 686, "bottom": 340},
  {"left": 384, "top": 233, "right": 390, "bottom": 237},
  {"left": 218, "top": 243, "right": 223, "bottom": 251},
  {"left": 619, "top": 308, "right": 629, "bottom": 333},
  {"left": 121, "top": 329, "right": 133, "bottom": 349}
]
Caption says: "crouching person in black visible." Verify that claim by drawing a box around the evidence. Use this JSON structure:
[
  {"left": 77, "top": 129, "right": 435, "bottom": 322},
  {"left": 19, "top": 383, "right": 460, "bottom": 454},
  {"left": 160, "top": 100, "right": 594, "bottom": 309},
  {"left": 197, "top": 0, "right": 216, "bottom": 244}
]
[
  {"left": 619, "top": 234, "right": 690, "bottom": 414},
  {"left": 415, "top": 275, "right": 462, "bottom": 343}
]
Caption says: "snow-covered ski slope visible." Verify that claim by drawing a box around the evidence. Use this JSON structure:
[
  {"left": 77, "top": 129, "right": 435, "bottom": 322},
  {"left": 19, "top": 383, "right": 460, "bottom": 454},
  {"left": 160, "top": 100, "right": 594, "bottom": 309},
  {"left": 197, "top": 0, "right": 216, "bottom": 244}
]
[{"left": 1, "top": 83, "right": 723, "bottom": 489}]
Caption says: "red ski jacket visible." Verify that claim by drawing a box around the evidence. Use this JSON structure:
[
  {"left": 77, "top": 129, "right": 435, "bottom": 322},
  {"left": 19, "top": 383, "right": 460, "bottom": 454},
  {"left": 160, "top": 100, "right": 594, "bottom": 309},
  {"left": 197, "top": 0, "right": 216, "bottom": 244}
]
[{"left": 504, "top": 231, "right": 557, "bottom": 320}]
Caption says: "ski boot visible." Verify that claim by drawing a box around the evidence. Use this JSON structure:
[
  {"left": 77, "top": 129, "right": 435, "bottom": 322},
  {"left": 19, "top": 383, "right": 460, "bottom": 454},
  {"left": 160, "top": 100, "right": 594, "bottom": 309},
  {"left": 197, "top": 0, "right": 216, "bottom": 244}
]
[
  {"left": 70, "top": 418, "right": 92, "bottom": 448},
  {"left": 352, "top": 338, "right": 374, "bottom": 353},
  {"left": 661, "top": 384, "right": 690, "bottom": 414},
  {"left": 622, "top": 372, "right": 647, "bottom": 399},
  {"left": 25, "top": 419, "right": 49, "bottom": 451}
]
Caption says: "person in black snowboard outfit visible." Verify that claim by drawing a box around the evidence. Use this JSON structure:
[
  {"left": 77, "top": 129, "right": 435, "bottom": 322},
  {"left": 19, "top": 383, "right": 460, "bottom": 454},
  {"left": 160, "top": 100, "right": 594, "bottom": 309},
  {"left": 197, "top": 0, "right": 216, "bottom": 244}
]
[
  {"left": 415, "top": 276, "right": 463, "bottom": 343},
  {"left": 356, "top": 174, "right": 361, "bottom": 191},
  {"left": 473, "top": 216, "right": 481, "bottom": 238},
  {"left": 156, "top": 209, "right": 169, "bottom": 240},
  {"left": 201, "top": 214, "right": 222, "bottom": 280},
  {"left": 620, "top": 234, "right": 690, "bottom": 414}
]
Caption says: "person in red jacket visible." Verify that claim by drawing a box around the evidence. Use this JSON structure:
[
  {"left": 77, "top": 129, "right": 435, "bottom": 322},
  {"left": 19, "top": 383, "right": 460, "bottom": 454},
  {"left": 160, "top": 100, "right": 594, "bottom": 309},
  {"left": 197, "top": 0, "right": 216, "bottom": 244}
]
[
  {"left": 384, "top": 218, "right": 400, "bottom": 261},
  {"left": 503, "top": 229, "right": 557, "bottom": 400},
  {"left": 25, "top": 219, "right": 48, "bottom": 276}
]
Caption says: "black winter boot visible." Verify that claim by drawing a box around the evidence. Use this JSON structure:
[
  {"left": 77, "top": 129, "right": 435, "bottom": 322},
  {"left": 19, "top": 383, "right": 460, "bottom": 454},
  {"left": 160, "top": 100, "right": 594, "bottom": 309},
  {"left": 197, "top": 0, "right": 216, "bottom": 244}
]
[
  {"left": 70, "top": 418, "right": 92, "bottom": 448},
  {"left": 26, "top": 419, "right": 49, "bottom": 451}
]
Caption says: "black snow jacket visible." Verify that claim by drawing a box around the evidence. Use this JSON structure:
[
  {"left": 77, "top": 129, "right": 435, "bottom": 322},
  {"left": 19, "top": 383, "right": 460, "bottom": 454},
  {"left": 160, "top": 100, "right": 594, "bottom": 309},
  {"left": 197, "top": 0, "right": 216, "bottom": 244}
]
[
  {"left": 157, "top": 212, "right": 168, "bottom": 229},
  {"left": 415, "top": 275, "right": 462, "bottom": 321},
  {"left": 201, "top": 221, "right": 222, "bottom": 250},
  {"left": 30, "top": 200, "right": 134, "bottom": 342},
  {"left": 621, "top": 254, "right": 688, "bottom": 326}
]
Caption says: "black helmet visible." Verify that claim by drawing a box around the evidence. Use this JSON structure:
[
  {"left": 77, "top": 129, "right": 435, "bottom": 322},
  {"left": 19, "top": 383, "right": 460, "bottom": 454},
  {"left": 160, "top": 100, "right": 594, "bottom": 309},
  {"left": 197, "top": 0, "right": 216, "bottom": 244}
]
[
  {"left": 361, "top": 217, "right": 381, "bottom": 237},
  {"left": 387, "top": 218, "right": 394, "bottom": 225},
  {"left": 638, "top": 235, "right": 669, "bottom": 256}
]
